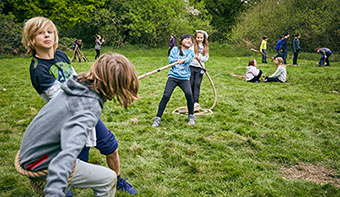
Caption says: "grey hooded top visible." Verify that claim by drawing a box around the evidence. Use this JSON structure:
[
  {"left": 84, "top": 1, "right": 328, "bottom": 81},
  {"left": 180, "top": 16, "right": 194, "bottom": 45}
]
[{"left": 19, "top": 76, "right": 105, "bottom": 196}]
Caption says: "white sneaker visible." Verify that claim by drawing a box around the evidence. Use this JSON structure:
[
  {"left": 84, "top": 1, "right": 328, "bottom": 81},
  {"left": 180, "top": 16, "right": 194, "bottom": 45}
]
[
  {"left": 152, "top": 117, "right": 161, "bottom": 127},
  {"left": 188, "top": 114, "right": 195, "bottom": 125},
  {"left": 194, "top": 102, "right": 200, "bottom": 107}
]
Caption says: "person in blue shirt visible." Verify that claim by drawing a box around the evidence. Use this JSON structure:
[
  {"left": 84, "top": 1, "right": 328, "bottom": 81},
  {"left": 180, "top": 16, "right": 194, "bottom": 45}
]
[
  {"left": 152, "top": 34, "right": 195, "bottom": 127},
  {"left": 272, "top": 36, "right": 284, "bottom": 61}
]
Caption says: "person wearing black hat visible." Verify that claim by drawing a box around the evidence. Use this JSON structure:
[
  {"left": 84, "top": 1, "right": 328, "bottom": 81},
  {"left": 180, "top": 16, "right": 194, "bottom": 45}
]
[{"left": 152, "top": 34, "right": 196, "bottom": 127}]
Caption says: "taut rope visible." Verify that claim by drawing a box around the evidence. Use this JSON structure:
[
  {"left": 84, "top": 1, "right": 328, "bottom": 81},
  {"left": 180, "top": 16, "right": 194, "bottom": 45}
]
[{"left": 15, "top": 151, "right": 76, "bottom": 195}]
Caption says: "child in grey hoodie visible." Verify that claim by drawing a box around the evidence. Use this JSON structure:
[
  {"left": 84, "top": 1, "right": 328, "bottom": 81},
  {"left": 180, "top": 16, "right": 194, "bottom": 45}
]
[{"left": 19, "top": 52, "right": 139, "bottom": 196}]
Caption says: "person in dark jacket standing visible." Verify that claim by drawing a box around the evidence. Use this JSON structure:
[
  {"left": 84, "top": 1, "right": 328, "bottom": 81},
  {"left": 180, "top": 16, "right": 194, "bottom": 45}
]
[
  {"left": 168, "top": 34, "right": 176, "bottom": 56},
  {"left": 292, "top": 33, "right": 301, "bottom": 65},
  {"left": 281, "top": 32, "right": 290, "bottom": 64},
  {"left": 316, "top": 47, "right": 333, "bottom": 67}
]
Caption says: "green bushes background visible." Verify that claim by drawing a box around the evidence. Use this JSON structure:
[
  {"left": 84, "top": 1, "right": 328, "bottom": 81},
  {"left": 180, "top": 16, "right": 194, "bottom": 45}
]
[{"left": 0, "top": 0, "right": 339, "bottom": 55}]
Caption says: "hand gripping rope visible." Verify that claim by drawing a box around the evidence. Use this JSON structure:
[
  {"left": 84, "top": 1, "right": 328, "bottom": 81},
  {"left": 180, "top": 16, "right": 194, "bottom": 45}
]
[{"left": 14, "top": 151, "right": 76, "bottom": 195}]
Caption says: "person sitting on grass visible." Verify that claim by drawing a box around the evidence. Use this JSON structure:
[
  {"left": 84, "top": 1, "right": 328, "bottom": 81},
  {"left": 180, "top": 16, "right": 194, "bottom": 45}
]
[
  {"left": 315, "top": 47, "right": 333, "bottom": 67},
  {"left": 246, "top": 59, "right": 262, "bottom": 83},
  {"left": 21, "top": 16, "right": 138, "bottom": 195},
  {"left": 18, "top": 52, "right": 139, "bottom": 196},
  {"left": 264, "top": 57, "right": 287, "bottom": 83}
]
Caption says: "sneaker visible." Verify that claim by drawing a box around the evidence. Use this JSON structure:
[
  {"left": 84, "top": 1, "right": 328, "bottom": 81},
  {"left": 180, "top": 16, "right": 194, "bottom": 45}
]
[
  {"left": 66, "top": 190, "right": 73, "bottom": 197},
  {"left": 117, "top": 177, "right": 138, "bottom": 194},
  {"left": 188, "top": 114, "right": 195, "bottom": 125},
  {"left": 194, "top": 102, "right": 200, "bottom": 107},
  {"left": 152, "top": 117, "right": 161, "bottom": 127}
]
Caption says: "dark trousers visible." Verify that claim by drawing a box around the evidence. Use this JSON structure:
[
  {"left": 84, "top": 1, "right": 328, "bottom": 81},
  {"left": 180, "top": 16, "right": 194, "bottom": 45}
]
[
  {"left": 274, "top": 49, "right": 283, "bottom": 59},
  {"left": 247, "top": 70, "right": 262, "bottom": 82},
  {"left": 168, "top": 47, "right": 174, "bottom": 56},
  {"left": 283, "top": 49, "right": 288, "bottom": 64},
  {"left": 190, "top": 66, "right": 204, "bottom": 103},
  {"left": 319, "top": 51, "right": 332, "bottom": 66},
  {"left": 262, "top": 49, "right": 267, "bottom": 63},
  {"left": 293, "top": 50, "right": 300, "bottom": 65},
  {"left": 265, "top": 76, "right": 281, "bottom": 82},
  {"left": 95, "top": 49, "right": 101, "bottom": 60},
  {"left": 156, "top": 77, "right": 194, "bottom": 117}
]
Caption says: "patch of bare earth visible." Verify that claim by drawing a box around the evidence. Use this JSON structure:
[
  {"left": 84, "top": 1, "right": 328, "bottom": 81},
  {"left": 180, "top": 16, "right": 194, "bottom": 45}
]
[{"left": 280, "top": 162, "right": 340, "bottom": 187}]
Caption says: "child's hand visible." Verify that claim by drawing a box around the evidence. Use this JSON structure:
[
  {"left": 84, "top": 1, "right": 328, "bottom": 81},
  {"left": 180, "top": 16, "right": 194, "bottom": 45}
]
[
  {"left": 194, "top": 55, "right": 201, "bottom": 61},
  {"left": 177, "top": 59, "right": 185, "bottom": 64}
]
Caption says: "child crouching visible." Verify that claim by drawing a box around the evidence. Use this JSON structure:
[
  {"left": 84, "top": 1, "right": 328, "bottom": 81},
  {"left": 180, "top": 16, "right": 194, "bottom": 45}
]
[{"left": 19, "top": 52, "right": 139, "bottom": 196}]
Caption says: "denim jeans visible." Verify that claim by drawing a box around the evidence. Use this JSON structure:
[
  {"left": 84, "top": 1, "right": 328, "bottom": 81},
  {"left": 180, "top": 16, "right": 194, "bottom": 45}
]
[
  {"left": 293, "top": 50, "right": 299, "bottom": 65},
  {"left": 319, "top": 51, "right": 332, "bottom": 66}
]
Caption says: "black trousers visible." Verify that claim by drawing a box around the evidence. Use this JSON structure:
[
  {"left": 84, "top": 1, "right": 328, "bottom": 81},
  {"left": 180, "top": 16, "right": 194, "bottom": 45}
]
[
  {"left": 95, "top": 49, "right": 101, "bottom": 60},
  {"left": 247, "top": 70, "right": 262, "bottom": 82},
  {"left": 190, "top": 66, "right": 204, "bottom": 103},
  {"left": 156, "top": 77, "right": 194, "bottom": 117}
]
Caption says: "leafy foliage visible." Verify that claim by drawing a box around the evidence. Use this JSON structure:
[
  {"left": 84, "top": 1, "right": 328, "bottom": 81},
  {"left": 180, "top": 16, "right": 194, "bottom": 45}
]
[
  {"left": 0, "top": 13, "right": 25, "bottom": 55},
  {"left": 231, "top": 0, "right": 340, "bottom": 52},
  {"left": 3, "top": 0, "right": 104, "bottom": 29}
]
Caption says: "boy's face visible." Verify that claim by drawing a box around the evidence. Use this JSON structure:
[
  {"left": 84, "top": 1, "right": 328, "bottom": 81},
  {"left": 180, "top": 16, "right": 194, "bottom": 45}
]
[
  {"left": 182, "top": 37, "right": 193, "bottom": 49},
  {"left": 34, "top": 28, "right": 55, "bottom": 50},
  {"left": 195, "top": 33, "right": 204, "bottom": 43}
]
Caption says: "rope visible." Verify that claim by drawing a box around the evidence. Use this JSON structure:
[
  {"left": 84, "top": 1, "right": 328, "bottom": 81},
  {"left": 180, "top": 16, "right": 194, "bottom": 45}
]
[{"left": 15, "top": 151, "right": 76, "bottom": 195}]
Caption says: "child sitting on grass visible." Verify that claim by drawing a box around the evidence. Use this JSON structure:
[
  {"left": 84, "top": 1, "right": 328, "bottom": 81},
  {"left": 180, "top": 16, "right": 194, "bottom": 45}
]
[
  {"left": 264, "top": 57, "right": 287, "bottom": 83},
  {"left": 19, "top": 52, "right": 139, "bottom": 196},
  {"left": 21, "top": 16, "right": 138, "bottom": 195},
  {"left": 246, "top": 59, "right": 262, "bottom": 83}
]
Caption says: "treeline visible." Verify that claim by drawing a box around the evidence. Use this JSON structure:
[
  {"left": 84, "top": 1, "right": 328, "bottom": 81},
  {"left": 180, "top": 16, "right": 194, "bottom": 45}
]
[
  {"left": 0, "top": 0, "right": 247, "bottom": 54},
  {"left": 231, "top": 0, "right": 340, "bottom": 52},
  {"left": 0, "top": 0, "right": 339, "bottom": 55}
]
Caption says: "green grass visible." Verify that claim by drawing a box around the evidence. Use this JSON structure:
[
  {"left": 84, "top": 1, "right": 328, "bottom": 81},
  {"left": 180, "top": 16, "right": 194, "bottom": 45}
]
[{"left": 0, "top": 46, "right": 339, "bottom": 196}]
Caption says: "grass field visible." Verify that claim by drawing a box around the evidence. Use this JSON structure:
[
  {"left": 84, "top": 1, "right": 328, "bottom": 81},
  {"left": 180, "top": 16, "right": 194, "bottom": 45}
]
[{"left": 0, "top": 46, "right": 339, "bottom": 196}]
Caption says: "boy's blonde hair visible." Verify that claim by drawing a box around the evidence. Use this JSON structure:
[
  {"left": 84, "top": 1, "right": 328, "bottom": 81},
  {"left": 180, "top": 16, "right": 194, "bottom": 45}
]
[
  {"left": 77, "top": 53, "right": 139, "bottom": 108},
  {"left": 22, "top": 16, "right": 59, "bottom": 55}
]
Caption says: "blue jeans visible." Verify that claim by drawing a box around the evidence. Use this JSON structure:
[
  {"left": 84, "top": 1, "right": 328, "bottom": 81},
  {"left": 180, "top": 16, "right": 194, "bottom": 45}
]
[
  {"left": 293, "top": 50, "right": 300, "bottom": 65},
  {"left": 262, "top": 49, "right": 267, "bottom": 63},
  {"left": 319, "top": 51, "right": 332, "bottom": 66}
]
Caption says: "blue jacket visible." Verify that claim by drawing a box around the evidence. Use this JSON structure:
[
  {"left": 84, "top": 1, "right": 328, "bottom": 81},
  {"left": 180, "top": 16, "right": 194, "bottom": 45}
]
[
  {"left": 168, "top": 47, "right": 194, "bottom": 80},
  {"left": 275, "top": 40, "right": 282, "bottom": 51}
]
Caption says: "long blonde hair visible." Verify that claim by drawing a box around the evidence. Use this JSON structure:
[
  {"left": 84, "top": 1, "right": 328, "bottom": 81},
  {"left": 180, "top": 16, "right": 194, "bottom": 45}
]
[
  {"left": 193, "top": 32, "right": 209, "bottom": 56},
  {"left": 77, "top": 53, "right": 139, "bottom": 108},
  {"left": 22, "top": 16, "right": 58, "bottom": 55},
  {"left": 275, "top": 57, "right": 285, "bottom": 69}
]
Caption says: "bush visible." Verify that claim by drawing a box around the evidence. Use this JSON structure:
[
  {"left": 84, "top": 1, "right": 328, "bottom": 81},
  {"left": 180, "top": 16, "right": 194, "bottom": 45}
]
[{"left": 0, "top": 13, "right": 25, "bottom": 55}]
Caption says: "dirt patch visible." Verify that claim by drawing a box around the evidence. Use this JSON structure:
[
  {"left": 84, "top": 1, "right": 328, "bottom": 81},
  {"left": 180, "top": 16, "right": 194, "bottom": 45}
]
[{"left": 280, "top": 162, "right": 340, "bottom": 187}]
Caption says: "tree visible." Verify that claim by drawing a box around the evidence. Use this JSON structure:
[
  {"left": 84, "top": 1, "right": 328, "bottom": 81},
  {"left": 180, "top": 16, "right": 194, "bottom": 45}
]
[{"left": 3, "top": 0, "right": 104, "bottom": 30}]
